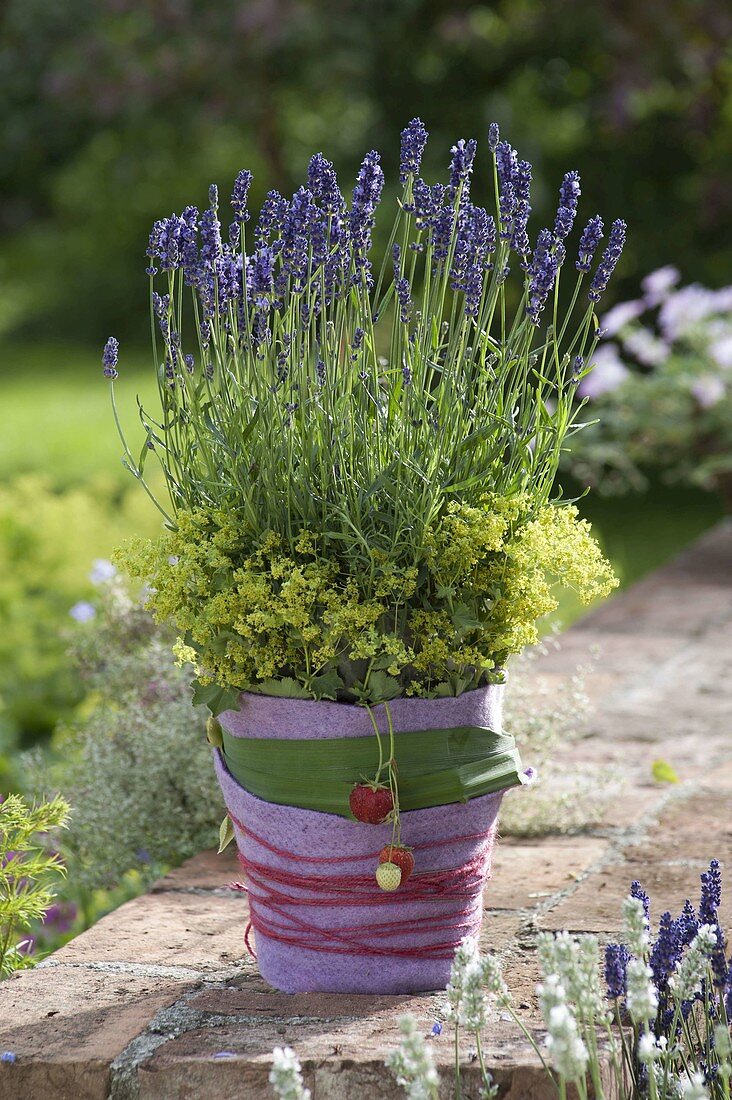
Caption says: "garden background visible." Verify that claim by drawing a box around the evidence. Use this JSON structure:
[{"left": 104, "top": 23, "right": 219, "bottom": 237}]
[{"left": 1, "top": 0, "right": 731, "bottom": 944}]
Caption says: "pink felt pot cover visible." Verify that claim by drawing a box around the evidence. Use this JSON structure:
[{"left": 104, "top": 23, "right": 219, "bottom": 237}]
[{"left": 215, "top": 686, "right": 509, "bottom": 994}]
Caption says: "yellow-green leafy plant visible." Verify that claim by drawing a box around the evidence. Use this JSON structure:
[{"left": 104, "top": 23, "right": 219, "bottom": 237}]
[
  {"left": 0, "top": 792, "right": 69, "bottom": 977},
  {"left": 108, "top": 119, "right": 623, "bottom": 710}
]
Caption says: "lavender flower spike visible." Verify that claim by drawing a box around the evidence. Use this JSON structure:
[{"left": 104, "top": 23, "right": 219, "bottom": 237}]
[
  {"left": 488, "top": 122, "right": 500, "bottom": 151},
  {"left": 589, "top": 218, "right": 627, "bottom": 302},
  {"left": 400, "top": 118, "right": 428, "bottom": 183},
  {"left": 526, "top": 229, "right": 559, "bottom": 324},
  {"left": 576, "top": 215, "right": 604, "bottom": 273},
  {"left": 448, "top": 138, "right": 477, "bottom": 201},
  {"left": 102, "top": 337, "right": 119, "bottom": 379},
  {"left": 699, "top": 859, "right": 722, "bottom": 925},
  {"left": 231, "top": 170, "right": 253, "bottom": 223},
  {"left": 554, "top": 170, "right": 581, "bottom": 240}
]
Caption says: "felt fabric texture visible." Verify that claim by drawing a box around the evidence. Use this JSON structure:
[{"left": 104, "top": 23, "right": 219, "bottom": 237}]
[
  {"left": 217, "top": 683, "right": 505, "bottom": 740},
  {"left": 214, "top": 687, "right": 508, "bottom": 994}
]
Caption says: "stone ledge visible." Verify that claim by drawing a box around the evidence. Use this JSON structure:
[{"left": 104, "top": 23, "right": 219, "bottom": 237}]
[{"left": 2, "top": 521, "right": 731, "bottom": 1100}]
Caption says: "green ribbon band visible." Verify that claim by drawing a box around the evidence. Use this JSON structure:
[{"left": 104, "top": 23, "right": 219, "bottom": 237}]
[{"left": 221, "top": 725, "right": 524, "bottom": 818}]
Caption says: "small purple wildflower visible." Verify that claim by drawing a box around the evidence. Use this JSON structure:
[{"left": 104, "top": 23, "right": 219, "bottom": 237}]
[
  {"left": 589, "top": 218, "right": 627, "bottom": 302},
  {"left": 0, "top": 1052, "right": 16, "bottom": 1064},
  {"left": 576, "top": 216, "right": 604, "bottom": 273},
  {"left": 69, "top": 601, "right": 96, "bottom": 623},
  {"left": 487, "top": 122, "right": 500, "bottom": 151},
  {"left": 604, "top": 942, "right": 631, "bottom": 999},
  {"left": 184, "top": 353, "right": 195, "bottom": 373},
  {"left": 554, "top": 170, "right": 581, "bottom": 240},
  {"left": 400, "top": 117, "right": 429, "bottom": 183},
  {"left": 102, "top": 337, "right": 119, "bottom": 379},
  {"left": 231, "top": 170, "right": 253, "bottom": 222},
  {"left": 431, "top": 1022, "right": 443, "bottom": 1036},
  {"left": 208, "top": 183, "right": 219, "bottom": 210}
]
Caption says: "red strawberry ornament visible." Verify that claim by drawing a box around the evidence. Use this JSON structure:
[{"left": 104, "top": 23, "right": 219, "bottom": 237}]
[
  {"left": 349, "top": 783, "right": 394, "bottom": 824},
  {"left": 379, "top": 845, "right": 415, "bottom": 884}
]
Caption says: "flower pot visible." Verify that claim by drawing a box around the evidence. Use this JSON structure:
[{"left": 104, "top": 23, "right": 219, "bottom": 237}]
[{"left": 214, "top": 687, "right": 523, "bottom": 994}]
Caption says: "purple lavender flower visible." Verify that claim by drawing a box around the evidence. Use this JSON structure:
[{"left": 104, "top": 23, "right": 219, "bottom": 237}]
[
  {"left": 231, "top": 170, "right": 253, "bottom": 223},
  {"left": 605, "top": 942, "right": 631, "bottom": 999},
  {"left": 308, "top": 154, "right": 341, "bottom": 213},
  {"left": 392, "top": 243, "right": 412, "bottom": 323},
  {"left": 400, "top": 117, "right": 428, "bottom": 183},
  {"left": 677, "top": 899, "right": 699, "bottom": 947},
  {"left": 430, "top": 206, "right": 456, "bottom": 275},
  {"left": 488, "top": 122, "right": 500, "bottom": 151},
  {"left": 448, "top": 138, "right": 477, "bottom": 202},
  {"left": 576, "top": 216, "right": 604, "bottom": 273},
  {"left": 526, "top": 229, "right": 559, "bottom": 324},
  {"left": 281, "top": 187, "right": 319, "bottom": 288},
  {"left": 200, "top": 206, "right": 223, "bottom": 267},
  {"left": 554, "top": 170, "right": 581, "bottom": 240},
  {"left": 350, "top": 151, "right": 385, "bottom": 283},
  {"left": 102, "top": 337, "right": 119, "bottom": 379},
  {"left": 588, "top": 218, "right": 627, "bottom": 302},
  {"left": 411, "top": 179, "right": 446, "bottom": 233},
  {"left": 152, "top": 292, "right": 169, "bottom": 319},
  {"left": 650, "top": 911, "right": 682, "bottom": 988},
  {"left": 450, "top": 204, "right": 494, "bottom": 317},
  {"left": 184, "top": 353, "right": 195, "bottom": 373},
  {"left": 179, "top": 205, "right": 200, "bottom": 285},
  {"left": 248, "top": 247, "right": 274, "bottom": 301},
  {"left": 631, "top": 879, "right": 651, "bottom": 923},
  {"left": 700, "top": 860, "right": 722, "bottom": 925},
  {"left": 208, "top": 183, "right": 219, "bottom": 210},
  {"left": 511, "top": 159, "right": 532, "bottom": 259},
  {"left": 255, "top": 190, "right": 289, "bottom": 248},
  {"left": 495, "top": 141, "right": 518, "bottom": 193}
]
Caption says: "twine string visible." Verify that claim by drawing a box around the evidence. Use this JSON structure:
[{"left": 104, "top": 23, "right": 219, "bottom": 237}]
[{"left": 227, "top": 815, "right": 497, "bottom": 961}]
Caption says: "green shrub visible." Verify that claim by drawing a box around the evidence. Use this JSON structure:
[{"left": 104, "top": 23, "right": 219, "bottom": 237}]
[
  {"left": 0, "top": 476, "right": 160, "bottom": 776},
  {"left": 22, "top": 574, "right": 222, "bottom": 901}
]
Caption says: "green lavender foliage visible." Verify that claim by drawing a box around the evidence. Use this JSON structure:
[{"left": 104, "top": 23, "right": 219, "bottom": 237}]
[
  {"left": 0, "top": 792, "right": 69, "bottom": 977},
  {"left": 22, "top": 575, "right": 221, "bottom": 896}
]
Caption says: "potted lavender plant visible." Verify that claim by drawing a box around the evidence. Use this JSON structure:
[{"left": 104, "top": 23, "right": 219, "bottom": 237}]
[{"left": 109, "top": 119, "right": 623, "bottom": 994}]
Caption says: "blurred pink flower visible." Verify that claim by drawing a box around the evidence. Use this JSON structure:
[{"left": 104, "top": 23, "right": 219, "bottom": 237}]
[
  {"left": 641, "top": 265, "right": 680, "bottom": 307},
  {"left": 600, "top": 299, "right": 645, "bottom": 336},
  {"left": 578, "top": 345, "right": 629, "bottom": 399},
  {"left": 690, "top": 376, "right": 726, "bottom": 409}
]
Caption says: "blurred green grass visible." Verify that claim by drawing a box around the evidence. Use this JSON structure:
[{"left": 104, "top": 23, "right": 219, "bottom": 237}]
[{"left": 0, "top": 342, "right": 156, "bottom": 486}]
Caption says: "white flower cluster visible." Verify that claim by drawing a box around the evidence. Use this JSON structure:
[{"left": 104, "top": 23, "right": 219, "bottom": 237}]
[
  {"left": 537, "top": 931, "right": 606, "bottom": 1021},
  {"left": 669, "top": 925, "right": 717, "bottom": 1002},
  {"left": 537, "top": 973, "right": 588, "bottom": 1081},
  {"left": 678, "top": 1070, "right": 711, "bottom": 1100},
  {"left": 622, "top": 895, "right": 650, "bottom": 956},
  {"left": 625, "top": 958, "right": 658, "bottom": 1024},
  {"left": 269, "top": 1047, "right": 311, "bottom": 1100},
  {"left": 385, "top": 1016, "right": 439, "bottom": 1100},
  {"left": 445, "top": 938, "right": 509, "bottom": 1030}
]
